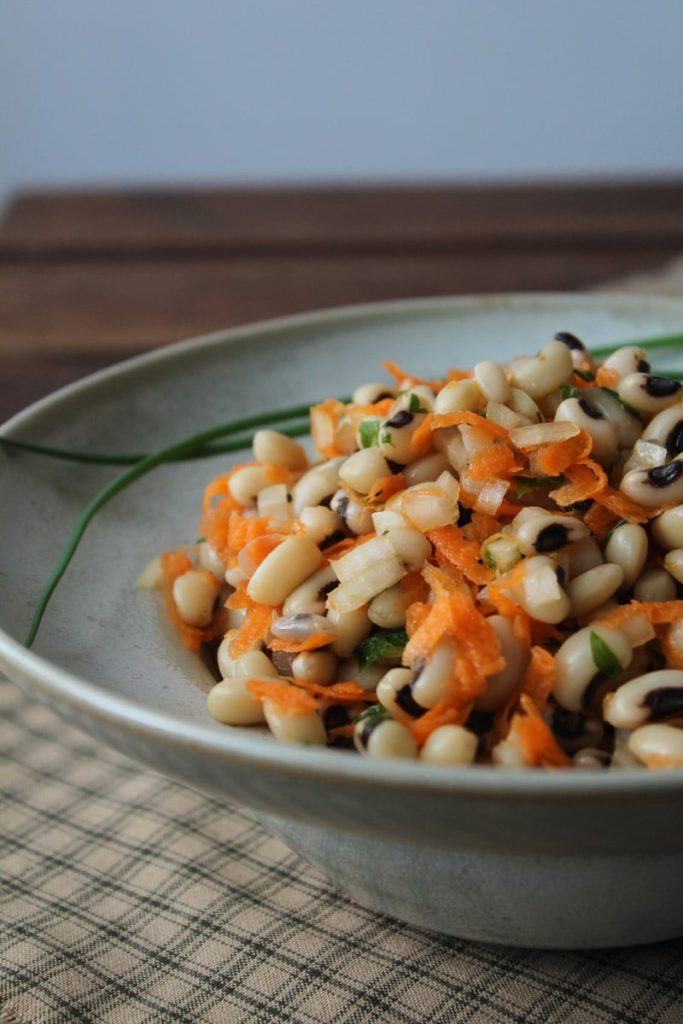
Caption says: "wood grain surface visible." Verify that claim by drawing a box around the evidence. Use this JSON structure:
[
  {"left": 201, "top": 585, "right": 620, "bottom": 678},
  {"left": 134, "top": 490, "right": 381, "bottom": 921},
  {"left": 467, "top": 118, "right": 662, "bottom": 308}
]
[{"left": 2, "top": 181, "right": 683, "bottom": 423}]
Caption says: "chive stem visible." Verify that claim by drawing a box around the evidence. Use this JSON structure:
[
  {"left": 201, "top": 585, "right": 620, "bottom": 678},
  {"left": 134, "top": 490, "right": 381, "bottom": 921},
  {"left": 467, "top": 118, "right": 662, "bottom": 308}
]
[{"left": 590, "top": 332, "right": 683, "bottom": 358}]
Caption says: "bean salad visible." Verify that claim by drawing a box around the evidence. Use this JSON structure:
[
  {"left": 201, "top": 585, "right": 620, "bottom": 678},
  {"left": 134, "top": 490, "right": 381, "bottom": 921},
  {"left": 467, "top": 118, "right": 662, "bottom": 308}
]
[{"left": 140, "top": 333, "right": 683, "bottom": 769}]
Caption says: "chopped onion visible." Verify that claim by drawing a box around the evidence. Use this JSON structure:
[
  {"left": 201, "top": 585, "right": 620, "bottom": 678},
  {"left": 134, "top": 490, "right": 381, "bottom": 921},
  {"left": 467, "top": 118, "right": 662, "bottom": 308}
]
[
  {"left": 510, "top": 421, "right": 580, "bottom": 449},
  {"left": 435, "top": 470, "right": 461, "bottom": 503},
  {"left": 271, "top": 613, "right": 336, "bottom": 641},
  {"left": 371, "top": 509, "right": 409, "bottom": 534},
  {"left": 485, "top": 401, "right": 527, "bottom": 431},
  {"left": 475, "top": 478, "right": 509, "bottom": 515},
  {"left": 401, "top": 484, "right": 458, "bottom": 532},
  {"left": 331, "top": 535, "right": 399, "bottom": 583},
  {"left": 257, "top": 483, "right": 291, "bottom": 524}
]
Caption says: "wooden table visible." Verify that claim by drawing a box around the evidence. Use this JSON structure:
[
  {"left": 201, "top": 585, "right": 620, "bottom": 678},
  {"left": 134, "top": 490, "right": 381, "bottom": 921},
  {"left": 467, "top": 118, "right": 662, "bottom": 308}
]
[{"left": 2, "top": 181, "right": 683, "bottom": 424}]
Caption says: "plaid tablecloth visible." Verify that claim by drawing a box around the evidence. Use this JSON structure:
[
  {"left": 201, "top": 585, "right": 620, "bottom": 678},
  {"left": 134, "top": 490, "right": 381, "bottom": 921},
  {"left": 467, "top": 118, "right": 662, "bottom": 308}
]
[
  {"left": 2, "top": 683, "right": 682, "bottom": 1024},
  {"left": 4, "top": 263, "right": 683, "bottom": 1023}
]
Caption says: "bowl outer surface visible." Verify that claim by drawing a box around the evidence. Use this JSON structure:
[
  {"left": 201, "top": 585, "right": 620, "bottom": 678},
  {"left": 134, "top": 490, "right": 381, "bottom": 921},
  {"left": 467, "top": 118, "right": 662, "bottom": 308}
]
[{"left": 2, "top": 293, "right": 683, "bottom": 859}]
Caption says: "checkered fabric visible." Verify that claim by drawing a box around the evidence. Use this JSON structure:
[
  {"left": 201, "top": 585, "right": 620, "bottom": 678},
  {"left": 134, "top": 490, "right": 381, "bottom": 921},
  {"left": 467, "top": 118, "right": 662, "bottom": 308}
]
[{"left": 1, "top": 682, "right": 682, "bottom": 1024}]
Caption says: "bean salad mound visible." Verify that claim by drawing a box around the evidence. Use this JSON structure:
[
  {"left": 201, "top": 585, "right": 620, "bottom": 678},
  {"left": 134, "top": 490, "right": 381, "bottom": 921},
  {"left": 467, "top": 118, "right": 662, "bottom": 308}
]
[{"left": 140, "top": 333, "right": 683, "bottom": 769}]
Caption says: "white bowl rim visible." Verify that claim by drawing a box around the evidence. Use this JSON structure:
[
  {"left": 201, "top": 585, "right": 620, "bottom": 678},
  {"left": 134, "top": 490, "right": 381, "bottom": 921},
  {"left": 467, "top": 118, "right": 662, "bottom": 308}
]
[{"left": 2, "top": 290, "right": 683, "bottom": 798}]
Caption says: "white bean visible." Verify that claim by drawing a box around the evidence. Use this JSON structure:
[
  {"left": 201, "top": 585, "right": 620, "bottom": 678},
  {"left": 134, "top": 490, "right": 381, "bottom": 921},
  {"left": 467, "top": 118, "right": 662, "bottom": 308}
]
[
  {"left": 263, "top": 702, "right": 327, "bottom": 745},
  {"left": 420, "top": 725, "right": 478, "bottom": 765},
  {"left": 602, "top": 345, "right": 650, "bottom": 380},
  {"left": 197, "top": 541, "right": 226, "bottom": 581},
  {"left": 402, "top": 452, "right": 450, "bottom": 486},
  {"left": 412, "top": 640, "right": 456, "bottom": 708},
  {"left": 566, "top": 563, "right": 624, "bottom": 618},
  {"left": 298, "top": 505, "right": 344, "bottom": 546},
  {"left": 228, "top": 465, "right": 271, "bottom": 506},
  {"left": 510, "top": 340, "right": 574, "bottom": 399},
  {"left": 326, "top": 606, "right": 372, "bottom": 658},
  {"left": 473, "top": 361, "right": 510, "bottom": 403},
  {"left": 516, "top": 555, "right": 570, "bottom": 625},
  {"left": 515, "top": 513, "right": 588, "bottom": 556},
  {"left": 383, "top": 526, "right": 433, "bottom": 571},
  {"left": 352, "top": 382, "right": 395, "bottom": 404},
  {"left": 291, "top": 650, "right": 337, "bottom": 685},
  {"left": 633, "top": 567, "right": 677, "bottom": 603},
  {"left": 618, "top": 372, "right": 683, "bottom": 417},
  {"left": 434, "top": 379, "right": 483, "bottom": 415},
  {"left": 620, "top": 460, "right": 683, "bottom": 508},
  {"left": 234, "top": 650, "right": 280, "bottom": 678},
  {"left": 664, "top": 548, "right": 683, "bottom": 585},
  {"left": 172, "top": 571, "right": 219, "bottom": 627},
  {"left": 291, "top": 458, "right": 345, "bottom": 516},
  {"left": 247, "top": 536, "right": 322, "bottom": 606},
  {"left": 628, "top": 723, "right": 683, "bottom": 766},
  {"left": 555, "top": 397, "right": 619, "bottom": 466},
  {"left": 642, "top": 404, "right": 683, "bottom": 459},
  {"left": 207, "top": 675, "right": 273, "bottom": 725},
  {"left": 253, "top": 429, "right": 308, "bottom": 471},
  {"left": 604, "top": 523, "right": 648, "bottom": 590},
  {"left": 651, "top": 504, "right": 683, "bottom": 551},
  {"left": 376, "top": 667, "right": 414, "bottom": 717},
  {"left": 339, "top": 448, "right": 390, "bottom": 494},
  {"left": 368, "top": 583, "right": 410, "bottom": 629},
  {"left": 137, "top": 555, "right": 165, "bottom": 589}
]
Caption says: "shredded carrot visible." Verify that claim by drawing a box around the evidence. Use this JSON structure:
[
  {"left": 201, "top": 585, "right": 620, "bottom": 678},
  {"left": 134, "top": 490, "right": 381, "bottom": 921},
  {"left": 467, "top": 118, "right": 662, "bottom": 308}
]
[
  {"left": 310, "top": 398, "right": 346, "bottom": 458},
  {"left": 596, "top": 366, "right": 620, "bottom": 389},
  {"left": 428, "top": 526, "right": 494, "bottom": 586},
  {"left": 431, "top": 411, "right": 510, "bottom": 440},
  {"left": 445, "top": 368, "right": 472, "bottom": 383},
  {"left": 288, "top": 679, "right": 372, "bottom": 703},
  {"left": 403, "top": 592, "right": 452, "bottom": 667},
  {"left": 408, "top": 413, "right": 435, "bottom": 456},
  {"left": 460, "top": 510, "right": 501, "bottom": 545},
  {"left": 322, "top": 532, "right": 375, "bottom": 561},
  {"left": 399, "top": 571, "right": 430, "bottom": 607},
  {"left": 243, "top": 534, "right": 286, "bottom": 569},
  {"left": 231, "top": 603, "right": 276, "bottom": 657},
  {"left": 584, "top": 502, "right": 618, "bottom": 539},
  {"left": 592, "top": 487, "right": 663, "bottom": 524},
  {"left": 407, "top": 700, "right": 468, "bottom": 746},
  {"left": 245, "top": 679, "right": 318, "bottom": 715},
  {"left": 264, "top": 464, "right": 293, "bottom": 486},
  {"left": 367, "top": 474, "right": 406, "bottom": 505},
  {"left": 268, "top": 632, "right": 337, "bottom": 653},
  {"left": 201, "top": 467, "right": 249, "bottom": 515},
  {"left": 512, "top": 695, "right": 570, "bottom": 768},
  {"left": 405, "top": 601, "right": 430, "bottom": 637},
  {"left": 520, "top": 646, "right": 556, "bottom": 710},
  {"left": 382, "top": 360, "right": 444, "bottom": 392},
  {"left": 550, "top": 459, "right": 607, "bottom": 506},
  {"left": 160, "top": 549, "right": 193, "bottom": 580},
  {"left": 535, "top": 429, "right": 593, "bottom": 476},
  {"left": 468, "top": 442, "right": 522, "bottom": 482},
  {"left": 225, "top": 582, "right": 254, "bottom": 611}
]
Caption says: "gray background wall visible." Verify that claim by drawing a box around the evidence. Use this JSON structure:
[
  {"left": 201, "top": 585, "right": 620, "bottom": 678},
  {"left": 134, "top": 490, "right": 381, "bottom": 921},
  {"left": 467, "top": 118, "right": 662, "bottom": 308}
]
[{"left": 2, "top": 0, "right": 682, "bottom": 208}]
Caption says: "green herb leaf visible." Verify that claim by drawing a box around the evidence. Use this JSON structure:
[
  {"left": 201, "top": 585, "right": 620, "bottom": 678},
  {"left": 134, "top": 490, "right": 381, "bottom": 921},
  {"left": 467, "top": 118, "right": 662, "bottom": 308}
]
[
  {"left": 195, "top": 536, "right": 206, "bottom": 544},
  {"left": 515, "top": 475, "right": 564, "bottom": 498},
  {"left": 560, "top": 385, "right": 583, "bottom": 401},
  {"left": 590, "top": 631, "right": 623, "bottom": 679},
  {"left": 353, "top": 704, "right": 388, "bottom": 725},
  {"left": 408, "top": 393, "right": 428, "bottom": 414},
  {"left": 574, "top": 368, "right": 595, "bottom": 382},
  {"left": 483, "top": 549, "right": 497, "bottom": 569},
  {"left": 359, "top": 418, "right": 381, "bottom": 448},
  {"left": 380, "top": 429, "right": 393, "bottom": 446},
  {"left": 355, "top": 629, "right": 408, "bottom": 670}
]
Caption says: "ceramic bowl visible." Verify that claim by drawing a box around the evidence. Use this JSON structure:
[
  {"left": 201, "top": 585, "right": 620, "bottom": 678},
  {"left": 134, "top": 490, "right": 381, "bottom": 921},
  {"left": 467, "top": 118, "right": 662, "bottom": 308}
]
[{"left": 1, "top": 294, "right": 682, "bottom": 949}]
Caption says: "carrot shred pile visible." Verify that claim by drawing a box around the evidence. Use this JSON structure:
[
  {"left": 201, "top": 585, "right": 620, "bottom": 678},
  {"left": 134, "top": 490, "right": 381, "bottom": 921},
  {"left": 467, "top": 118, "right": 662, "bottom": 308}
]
[
  {"left": 268, "top": 632, "right": 338, "bottom": 653},
  {"left": 246, "top": 679, "right": 319, "bottom": 715},
  {"left": 231, "top": 604, "right": 276, "bottom": 658},
  {"left": 160, "top": 549, "right": 221, "bottom": 654},
  {"left": 511, "top": 695, "right": 570, "bottom": 767},
  {"left": 428, "top": 526, "right": 494, "bottom": 586}
]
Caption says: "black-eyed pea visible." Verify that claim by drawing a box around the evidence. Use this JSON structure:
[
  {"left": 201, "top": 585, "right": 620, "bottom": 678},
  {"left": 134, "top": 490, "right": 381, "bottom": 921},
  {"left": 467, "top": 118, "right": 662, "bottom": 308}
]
[
  {"left": 555, "top": 397, "right": 619, "bottom": 466},
  {"left": 368, "top": 583, "right": 409, "bottom": 629},
  {"left": 196, "top": 541, "right": 226, "bottom": 581},
  {"left": 620, "top": 460, "right": 683, "bottom": 509},
  {"left": 137, "top": 556, "right": 165, "bottom": 589},
  {"left": 339, "top": 448, "right": 391, "bottom": 494},
  {"left": 604, "top": 523, "right": 648, "bottom": 590},
  {"left": 603, "top": 669, "right": 683, "bottom": 729},
  {"left": 354, "top": 716, "right": 418, "bottom": 758},
  {"left": 256, "top": 483, "right": 292, "bottom": 524},
  {"left": 263, "top": 701, "right": 327, "bottom": 745},
  {"left": 378, "top": 408, "right": 427, "bottom": 465},
  {"left": 406, "top": 385, "right": 438, "bottom": 411},
  {"left": 224, "top": 565, "right": 249, "bottom": 589},
  {"left": 509, "top": 339, "right": 574, "bottom": 399},
  {"left": 252, "top": 429, "right": 308, "bottom": 471},
  {"left": 563, "top": 537, "right": 604, "bottom": 580},
  {"left": 553, "top": 331, "right": 595, "bottom": 370},
  {"left": 627, "top": 723, "right": 683, "bottom": 767},
  {"left": 633, "top": 567, "right": 677, "bottom": 603},
  {"left": 283, "top": 565, "right": 337, "bottom": 616},
  {"left": 271, "top": 613, "right": 335, "bottom": 644},
  {"left": 172, "top": 570, "right": 219, "bottom": 627},
  {"left": 326, "top": 607, "right": 372, "bottom": 658},
  {"left": 618, "top": 373, "right": 683, "bottom": 418},
  {"left": 234, "top": 650, "right": 280, "bottom": 679},
  {"left": 351, "top": 382, "right": 395, "bottom": 405},
  {"left": 291, "top": 457, "right": 346, "bottom": 516},
  {"left": 433, "top": 425, "right": 468, "bottom": 472},
  {"left": 567, "top": 563, "right": 624, "bottom": 618},
  {"left": 641, "top": 404, "right": 683, "bottom": 459},
  {"left": 247, "top": 536, "right": 322, "bottom": 606},
  {"left": 651, "top": 504, "right": 683, "bottom": 550},
  {"left": 327, "top": 535, "right": 406, "bottom": 612},
  {"left": 291, "top": 650, "right": 337, "bottom": 685},
  {"left": 331, "top": 490, "right": 375, "bottom": 535},
  {"left": 508, "top": 387, "right": 543, "bottom": 424},
  {"left": 586, "top": 388, "right": 642, "bottom": 449},
  {"left": 207, "top": 674, "right": 275, "bottom": 725},
  {"left": 547, "top": 706, "right": 605, "bottom": 754},
  {"left": 298, "top": 505, "right": 344, "bottom": 546},
  {"left": 434, "top": 379, "right": 483, "bottom": 415},
  {"left": 602, "top": 345, "right": 650, "bottom": 379},
  {"left": 473, "top": 360, "right": 510, "bottom": 403},
  {"left": 475, "top": 615, "right": 530, "bottom": 712},
  {"left": 376, "top": 667, "right": 415, "bottom": 717},
  {"left": 420, "top": 725, "right": 478, "bottom": 765},
  {"left": 664, "top": 548, "right": 683, "bottom": 585},
  {"left": 664, "top": 620, "right": 683, "bottom": 668},
  {"left": 553, "top": 625, "right": 632, "bottom": 712},
  {"left": 382, "top": 525, "right": 433, "bottom": 571},
  {"left": 515, "top": 513, "right": 588, "bottom": 556},
  {"left": 515, "top": 555, "right": 570, "bottom": 625}
]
